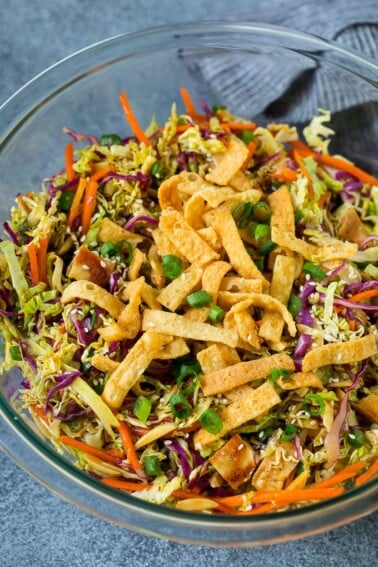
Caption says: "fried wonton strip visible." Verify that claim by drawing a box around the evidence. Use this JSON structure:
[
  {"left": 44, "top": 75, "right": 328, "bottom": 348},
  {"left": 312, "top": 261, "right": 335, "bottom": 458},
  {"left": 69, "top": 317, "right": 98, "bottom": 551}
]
[
  {"left": 128, "top": 247, "right": 146, "bottom": 281},
  {"left": 217, "top": 290, "right": 264, "bottom": 309},
  {"left": 231, "top": 295, "right": 296, "bottom": 337},
  {"left": 134, "top": 422, "right": 177, "bottom": 449},
  {"left": 206, "top": 208, "right": 269, "bottom": 288},
  {"left": 90, "top": 354, "right": 120, "bottom": 373},
  {"left": 277, "top": 371, "right": 324, "bottom": 390},
  {"left": 221, "top": 189, "right": 262, "bottom": 213},
  {"left": 210, "top": 434, "right": 257, "bottom": 489},
  {"left": 102, "top": 331, "right": 173, "bottom": 409},
  {"left": 157, "top": 338, "right": 190, "bottom": 360},
  {"left": 159, "top": 209, "right": 219, "bottom": 266},
  {"left": 142, "top": 309, "right": 238, "bottom": 348},
  {"left": 152, "top": 228, "right": 184, "bottom": 258},
  {"left": 97, "top": 323, "right": 131, "bottom": 342},
  {"left": 196, "top": 186, "right": 238, "bottom": 208},
  {"left": 194, "top": 382, "right": 281, "bottom": 448},
  {"left": 197, "top": 344, "right": 240, "bottom": 375},
  {"left": 202, "top": 261, "right": 231, "bottom": 301},
  {"left": 117, "top": 279, "right": 143, "bottom": 339},
  {"left": 205, "top": 137, "right": 249, "bottom": 186},
  {"left": 268, "top": 185, "right": 295, "bottom": 234},
  {"left": 228, "top": 170, "right": 255, "bottom": 192},
  {"left": 157, "top": 263, "right": 203, "bottom": 311},
  {"left": 271, "top": 227, "right": 358, "bottom": 262},
  {"left": 148, "top": 244, "right": 166, "bottom": 289},
  {"left": 252, "top": 440, "right": 298, "bottom": 491},
  {"left": 98, "top": 217, "right": 143, "bottom": 246},
  {"left": 355, "top": 393, "right": 378, "bottom": 423},
  {"left": 61, "top": 280, "right": 124, "bottom": 318},
  {"left": 200, "top": 352, "right": 294, "bottom": 396},
  {"left": 233, "top": 309, "right": 261, "bottom": 350},
  {"left": 220, "top": 276, "right": 264, "bottom": 293},
  {"left": 158, "top": 172, "right": 187, "bottom": 211},
  {"left": 196, "top": 227, "right": 222, "bottom": 252},
  {"left": 258, "top": 254, "right": 296, "bottom": 345},
  {"left": 183, "top": 193, "right": 207, "bottom": 229},
  {"left": 301, "top": 333, "right": 377, "bottom": 373}
]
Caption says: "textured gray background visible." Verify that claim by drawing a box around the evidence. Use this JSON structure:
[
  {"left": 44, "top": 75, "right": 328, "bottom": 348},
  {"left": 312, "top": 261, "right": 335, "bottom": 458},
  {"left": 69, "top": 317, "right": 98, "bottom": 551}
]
[{"left": 0, "top": 1, "right": 377, "bottom": 565}]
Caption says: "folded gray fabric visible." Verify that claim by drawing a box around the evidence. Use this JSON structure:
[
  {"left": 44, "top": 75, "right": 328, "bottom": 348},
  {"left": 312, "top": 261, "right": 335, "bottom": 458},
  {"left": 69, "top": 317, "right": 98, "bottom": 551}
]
[{"left": 194, "top": 0, "right": 378, "bottom": 123}]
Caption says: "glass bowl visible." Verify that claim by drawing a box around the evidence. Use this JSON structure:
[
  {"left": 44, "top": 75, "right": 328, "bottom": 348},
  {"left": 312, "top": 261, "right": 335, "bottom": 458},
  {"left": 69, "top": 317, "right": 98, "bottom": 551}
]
[{"left": 0, "top": 22, "right": 377, "bottom": 546}]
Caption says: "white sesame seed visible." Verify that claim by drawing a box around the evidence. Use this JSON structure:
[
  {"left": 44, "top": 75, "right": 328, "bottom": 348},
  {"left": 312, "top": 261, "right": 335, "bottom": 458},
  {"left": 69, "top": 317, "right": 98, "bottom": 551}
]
[
  {"left": 100, "top": 261, "right": 106, "bottom": 268},
  {"left": 82, "top": 264, "right": 90, "bottom": 270},
  {"left": 237, "top": 443, "right": 244, "bottom": 451}
]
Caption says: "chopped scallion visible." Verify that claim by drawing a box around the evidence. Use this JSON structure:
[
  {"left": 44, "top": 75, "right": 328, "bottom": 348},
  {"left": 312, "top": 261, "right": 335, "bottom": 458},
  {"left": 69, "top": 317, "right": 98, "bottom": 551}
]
[
  {"left": 288, "top": 294, "right": 302, "bottom": 318},
  {"left": 99, "top": 241, "right": 117, "bottom": 258},
  {"left": 252, "top": 201, "right": 271, "bottom": 223},
  {"left": 208, "top": 305, "right": 225, "bottom": 323},
  {"left": 100, "top": 133, "right": 122, "bottom": 146},
  {"left": 133, "top": 395, "right": 152, "bottom": 422},
  {"left": 144, "top": 455, "right": 161, "bottom": 476},
  {"left": 258, "top": 240, "right": 277, "bottom": 256},
  {"left": 186, "top": 290, "right": 212, "bottom": 308},
  {"left": 302, "top": 393, "right": 326, "bottom": 417},
  {"left": 162, "top": 255, "right": 183, "bottom": 280},
  {"left": 9, "top": 345, "right": 22, "bottom": 361},
  {"left": 281, "top": 423, "right": 297, "bottom": 441},
  {"left": 169, "top": 393, "right": 192, "bottom": 419},
  {"left": 302, "top": 262, "right": 326, "bottom": 281},
  {"left": 199, "top": 408, "right": 223, "bottom": 434},
  {"left": 346, "top": 430, "right": 365, "bottom": 448}
]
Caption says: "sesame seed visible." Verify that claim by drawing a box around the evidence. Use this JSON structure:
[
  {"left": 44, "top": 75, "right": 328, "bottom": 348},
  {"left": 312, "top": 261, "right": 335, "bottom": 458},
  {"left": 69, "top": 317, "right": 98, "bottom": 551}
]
[
  {"left": 100, "top": 261, "right": 106, "bottom": 268},
  {"left": 237, "top": 443, "right": 244, "bottom": 451},
  {"left": 82, "top": 264, "right": 90, "bottom": 270}
]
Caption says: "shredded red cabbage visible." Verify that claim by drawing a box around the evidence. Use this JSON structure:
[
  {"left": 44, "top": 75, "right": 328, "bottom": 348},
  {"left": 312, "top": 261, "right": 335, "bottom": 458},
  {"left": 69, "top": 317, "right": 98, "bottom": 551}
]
[
  {"left": 69, "top": 311, "right": 97, "bottom": 346},
  {"left": 165, "top": 439, "right": 192, "bottom": 479},
  {"left": 343, "top": 280, "right": 378, "bottom": 295},
  {"left": 294, "top": 333, "right": 312, "bottom": 371},
  {"left": 124, "top": 215, "right": 159, "bottom": 231},
  {"left": 358, "top": 235, "right": 378, "bottom": 250},
  {"left": 56, "top": 400, "right": 89, "bottom": 422},
  {"left": 199, "top": 99, "right": 214, "bottom": 118},
  {"left": 320, "top": 293, "right": 378, "bottom": 312},
  {"left": 63, "top": 127, "right": 100, "bottom": 146},
  {"left": 0, "top": 307, "right": 20, "bottom": 318},
  {"left": 298, "top": 282, "right": 316, "bottom": 326},
  {"left": 3, "top": 222, "right": 19, "bottom": 245},
  {"left": 109, "top": 272, "right": 120, "bottom": 294},
  {"left": 45, "top": 370, "right": 82, "bottom": 413}
]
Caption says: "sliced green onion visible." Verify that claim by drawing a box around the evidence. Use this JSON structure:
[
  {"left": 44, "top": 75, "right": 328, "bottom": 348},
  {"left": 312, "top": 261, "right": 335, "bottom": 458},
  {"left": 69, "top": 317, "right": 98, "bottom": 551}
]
[
  {"left": 173, "top": 360, "right": 201, "bottom": 381},
  {"left": 253, "top": 258, "right": 265, "bottom": 272},
  {"left": 199, "top": 408, "right": 223, "bottom": 434},
  {"left": 175, "top": 361, "right": 201, "bottom": 395},
  {"left": 302, "top": 262, "right": 326, "bottom": 281},
  {"left": 9, "top": 345, "right": 22, "bottom": 361},
  {"left": 133, "top": 396, "right": 152, "bottom": 422},
  {"left": 281, "top": 423, "right": 297, "bottom": 441},
  {"left": 294, "top": 210, "right": 304, "bottom": 223},
  {"left": 99, "top": 241, "right": 117, "bottom": 258},
  {"left": 258, "top": 240, "right": 277, "bottom": 256},
  {"left": 232, "top": 202, "right": 254, "bottom": 228},
  {"left": 270, "top": 368, "right": 293, "bottom": 384},
  {"left": 58, "top": 190, "right": 75, "bottom": 213},
  {"left": 346, "top": 430, "right": 365, "bottom": 448},
  {"left": 302, "top": 393, "right": 326, "bottom": 417},
  {"left": 208, "top": 305, "right": 225, "bottom": 323},
  {"left": 169, "top": 393, "right": 192, "bottom": 419},
  {"left": 288, "top": 294, "right": 302, "bottom": 318},
  {"left": 162, "top": 255, "right": 183, "bottom": 279},
  {"left": 144, "top": 455, "right": 161, "bottom": 476},
  {"left": 186, "top": 290, "right": 212, "bottom": 308},
  {"left": 100, "top": 133, "right": 122, "bottom": 146},
  {"left": 253, "top": 223, "right": 270, "bottom": 241},
  {"left": 257, "top": 427, "right": 275, "bottom": 443},
  {"left": 212, "top": 103, "right": 226, "bottom": 113},
  {"left": 151, "top": 162, "right": 164, "bottom": 178},
  {"left": 240, "top": 130, "right": 254, "bottom": 145},
  {"left": 252, "top": 201, "right": 271, "bottom": 223},
  {"left": 123, "top": 241, "right": 134, "bottom": 265}
]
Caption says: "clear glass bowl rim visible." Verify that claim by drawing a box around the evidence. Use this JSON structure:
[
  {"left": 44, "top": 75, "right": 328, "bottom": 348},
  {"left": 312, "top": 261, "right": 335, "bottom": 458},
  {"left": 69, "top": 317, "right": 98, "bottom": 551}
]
[{"left": 0, "top": 21, "right": 377, "bottom": 545}]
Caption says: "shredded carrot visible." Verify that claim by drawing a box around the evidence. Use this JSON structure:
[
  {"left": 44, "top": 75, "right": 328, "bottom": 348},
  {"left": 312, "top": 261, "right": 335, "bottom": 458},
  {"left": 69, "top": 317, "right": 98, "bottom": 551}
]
[
  {"left": 215, "top": 490, "right": 255, "bottom": 508},
  {"left": 293, "top": 149, "right": 314, "bottom": 199},
  {"left": 250, "top": 486, "right": 344, "bottom": 505},
  {"left": 172, "top": 489, "right": 199, "bottom": 500},
  {"left": 67, "top": 177, "right": 88, "bottom": 227},
  {"left": 27, "top": 243, "right": 40, "bottom": 285},
  {"left": 65, "top": 142, "right": 76, "bottom": 181},
  {"left": 235, "top": 502, "right": 278, "bottom": 515},
  {"left": 355, "top": 459, "right": 378, "bottom": 487},
  {"left": 347, "top": 289, "right": 378, "bottom": 304},
  {"left": 348, "top": 318, "right": 356, "bottom": 331},
  {"left": 179, "top": 87, "right": 201, "bottom": 119},
  {"left": 38, "top": 235, "right": 49, "bottom": 284},
  {"left": 81, "top": 179, "right": 98, "bottom": 235},
  {"left": 289, "top": 139, "right": 316, "bottom": 157},
  {"left": 118, "top": 421, "right": 143, "bottom": 474},
  {"left": 59, "top": 435, "right": 121, "bottom": 465},
  {"left": 101, "top": 478, "right": 151, "bottom": 491},
  {"left": 241, "top": 140, "right": 257, "bottom": 171},
  {"left": 119, "top": 91, "right": 151, "bottom": 146},
  {"left": 314, "top": 461, "right": 366, "bottom": 489},
  {"left": 318, "top": 191, "right": 329, "bottom": 208},
  {"left": 90, "top": 164, "right": 115, "bottom": 182},
  {"left": 225, "top": 121, "right": 257, "bottom": 131},
  {"left": 271, "top": 168, "right": 298, "bottom": 183}
]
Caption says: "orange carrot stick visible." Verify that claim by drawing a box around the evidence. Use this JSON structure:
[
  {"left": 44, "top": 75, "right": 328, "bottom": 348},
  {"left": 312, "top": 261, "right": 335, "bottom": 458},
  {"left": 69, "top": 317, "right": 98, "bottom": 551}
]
[
  {"left": 179, "top": 87, "right": 200, "bottom": 118},
  {"left": 235, "top": 502, "right": 278, "bottom": 515},
  {"left": 271, "top": 168, "right": 298, "bottom": 183},
  {"left": 27, "top": 243, "right": 40, "bottom": 285},
  {"left": 101, "top": 478, "right": 151, "bottom": 491},
  {"left": 347, "top": 289, "right": 378, "bottom": 303},
  {"left": 90, "top": 164, "right": 115, "bottom": 182},
  {"left": 81, "top": 179, "right": 98, "bottom": 234},
  {"left": 225, "top": 121, "right": 257, "bottom": 131},
  {"left": 241, "top": 140, "right": 257, "bottom": 171},
  {"left": 317, "top": 191, "right": 329, "bottom": 208},
  {"left": 314, "top": 461, "right": 366, "bottom": 489},
  {"left": 38, "top": 235, "right": 49, "bottom": 284},
  {"left": 65, "top": 142, "right": 76, "bottom": 181},
  {"left": 118, "top": 421, "right": 143, "bottom": 474},
  {"left": 293, "top": 149, "right": 314, "bottom": 199},
  {"left": 355, "top": 459, "right": 378, "bottom": 487},
  {"left": 250, "top": 486, "right": 344, "bottom": 505},
  {"left": 59, "top": 435, "right": 122, "bottom": 465},
  {"left": 119, "top": 91, "right": 150, "bottom": 146},
  {"left": 67, "top": 177, "right": 88, "bottom": 227}
]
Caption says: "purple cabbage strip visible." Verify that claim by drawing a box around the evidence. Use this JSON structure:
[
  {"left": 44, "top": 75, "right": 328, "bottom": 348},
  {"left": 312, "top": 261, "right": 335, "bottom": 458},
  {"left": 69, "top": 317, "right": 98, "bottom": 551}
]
[
  {"left": 48, "top": 176, "right": 79, "bottom": 196},
  {"left": 298, "top": 281, "right": 316, "bottom": 326},
  {"left": 199, "top": 99, "right": 214, "bottom": 118},
  {"left": 3, "top": 222, "right": 19, "bottom": 245},
  {"left": 124, "top": 215, "right": 159, "bottom": 231},
  {"left": 343, "top": 180, "right": 363, "bottom": 191},
  {"left": 293, "top": 435, "right": 302, "bottom": 461},
  {"left": 293, "top": 333, "right": 312, "bottom": 371},
  {"left": 18, "top": 340, "right": 37, "bottom": 374},
  {"left": 318, "top": 293, "right": 378, "bottom": 312},
  {"left": 0, "top": 307, "right": 20, "bottom": 318},
  {"left": 57, "top": 400, "right": 89, "bottom": 422},
  {"left": 358, "top": 235, "right": 378, "bottom": 250},
  {"left": 44, "top": 370, "right": 82, "bottom": 413},
  {"left": 251, "top": 152, "right": 280, "bottom": 171},
  {"left": 109, "top": 272, "right": 120, "bottom": 294},
  {"left": 69, "top": 311, "right": 97, "bottom": 346},
  {"left": 343, "top": 280, "right": 378, "bottom": 295},
  {"left": 165, "top": 439, "right": 192, "bottom": 479},
  {"left": 63, "top": 127, "right": 100, "bottom": 146}
]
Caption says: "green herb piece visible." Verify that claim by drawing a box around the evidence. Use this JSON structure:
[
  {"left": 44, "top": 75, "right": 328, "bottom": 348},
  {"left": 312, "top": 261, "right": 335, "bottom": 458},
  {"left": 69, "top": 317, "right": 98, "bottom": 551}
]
[
  {"left": 302, "top": 393, "right": 326, "bottom": 417},
  {"left": 232, "top": 202, "right": 254, "bottom": 228},
  {"left": 346, "top": 430, "right": 365, "bottom": 449},
  {"left": 253, "top": 258, "right": 265, "bottom": 272},
  {"left": 302, "top": 262, "right": 326, "bottom": 280},
  {"left": 252, "top": 201, "right": 271, "bottom": 223},
  {"left": 208, "top": 305, "right": 225, "bottom": 323},
  {"left": 58, "top": 190, "right": 75, "bottom": 213},
  {"left": 258, "top": 240, "right": 277, "bottom": 256},
  {"left": 199, "top": 408, "right": 223, "bottom": 434},
  {"left": 212, "top": 103, "right": 226, "bottom": 114},
  {"left": 240, "top": 130, "right": 254, "bottom": 145},
  {"left": 122, "top": 241, "right": 133, "bottom": 264},
  {"left": 186, "top": 290, "right": 212, "bottom": 308},
  {"left": 9, "top": 345, "right": 22, "bottom": 361},
  {"left": 270, "top": 368, "right": 293, "bottom": 384},
  {"left": 151, "top": 162, "right": 164, "bottom": 178},
  {"left": 169, "top": 393, "right": 192, "bottom": 419},
  {"left": 254, "top": 223, "right": 270, "bottom": 241},
  {"left": 288, "top": 294, "right": 302, "bottom": 318},
  {"left": 294, "top": 210, "right": 304, "bottom": 223},
  {"left": 133, "top": 396, "right": 152, "bottom": 422},
  {"left": 99, "top": 241, "right": 117, "bottom": 258},
  {"left": 162, "top": 255, "right": 183, "bottom": 280},
  {"left": 144, "top": 455, "right": 161, "bottom": 476},
  {"left": 100, "top": 133, "right": 122, "bottom": 146},
  {"left": 257, "top": 427, "right": 274, "bottom": 443},
  {"left": 281, "top": 423, "right": 297, "bottom": 441}
]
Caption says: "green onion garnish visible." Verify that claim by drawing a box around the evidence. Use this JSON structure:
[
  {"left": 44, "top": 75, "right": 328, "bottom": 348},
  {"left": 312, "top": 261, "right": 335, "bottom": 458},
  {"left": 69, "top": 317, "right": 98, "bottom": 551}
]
[
  {"left": 186, "top": 290, "right": 212, "bottom": 308},
  {"left": 162, "top": 255, "right": 183, "bottom": 280},
  {"left": 232, "top": 202, "right": 254, "bottom": 228},
  {"left": 281, "top": 423, "right": 297, "bottom": 441},
  {"left": 270, "top": 368, "right": 293, "bottom": 384},
  {"left": 253, "top": 258, "right": 265, "bottom": 272},
  {"left": 302, "top": 262, "right": 326, "bottom": 281},
  {"left": 133, "top": 396, "right": 152, "bottom": 422},
  {"left": 175, "top": 362, "right": 200, "bottom": 395},
  {"left": 99, "top": 241, "right": 117, "bottom": 258},
  {"left": 258, "top": 240, "right": 277, "bottom": 256},
  {"left": 252, "top": 201, "right": 271, "bottom": 223},
  {"left": 169, "top": 393, "right": 192, "bottom": 419},
  {"left": 254, "top": 223, "right": 270, "bottom": 241},
  {"left": 212, "top": 103, "right": 226, "bottom": 114},
  {"left": 208, "top": 305, "right": 225, "bottom": 323},
  {"left": 9, "top": 345, "right": 22, "bottom": 361},
  {"left": 100, "top": 133, "right": 122, "bottom": 146},
  {"left": 257, "top": 427, "right": 275, "bottom": 443},
  {"left": 240, "top": 130, "right": 254, "bottom": 145},
  {"left": 288, "top": 294, "right": 302, "bottom": 318},
  {"left": 144, "top": 455, "right": 161, "bottom": 476},
  {"left": 346, "top": 430, "right": 365, "bottom": 448},
  {"left": 199, "top": 408, "right": 223, "bottom": 434},
  {"left": 302, "top": 393, "right": 326, "bottom": 417},
  {"left": 58, "top": 191, "right": 75, "bottom": 213},
  {"left": 151, "top": 162, "right": 164, "bottom": 178}
]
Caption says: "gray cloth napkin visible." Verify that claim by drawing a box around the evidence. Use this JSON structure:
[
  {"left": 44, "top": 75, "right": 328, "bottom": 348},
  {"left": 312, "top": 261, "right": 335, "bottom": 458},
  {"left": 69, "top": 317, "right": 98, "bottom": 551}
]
[{"left": 194, "top": 0, "right": 378, "bottom": 123}]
